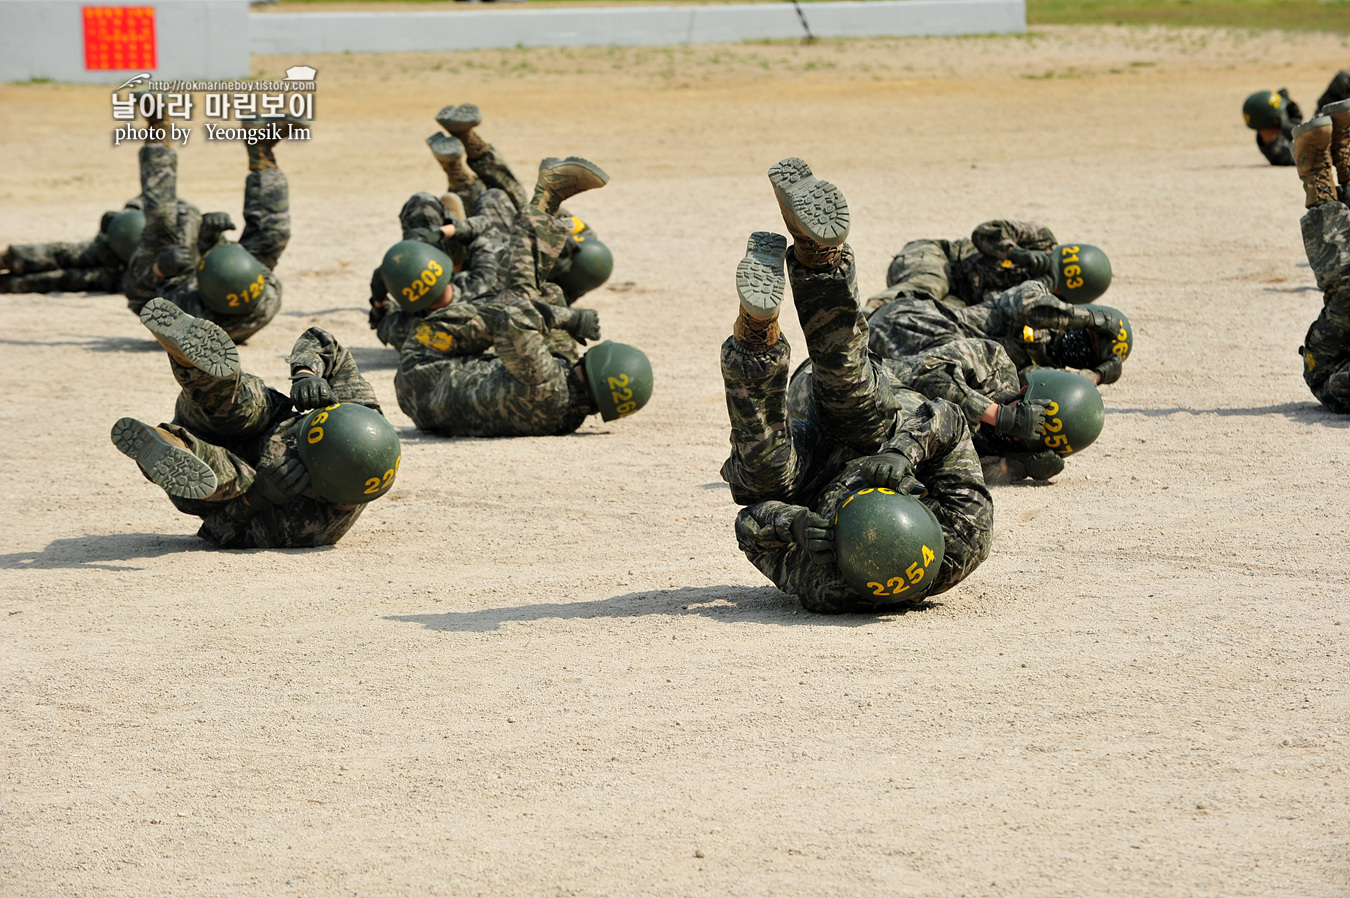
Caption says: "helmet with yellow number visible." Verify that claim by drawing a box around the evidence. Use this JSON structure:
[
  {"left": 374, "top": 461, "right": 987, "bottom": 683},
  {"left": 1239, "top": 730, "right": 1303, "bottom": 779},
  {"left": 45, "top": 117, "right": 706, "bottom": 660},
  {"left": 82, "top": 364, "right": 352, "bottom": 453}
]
[
  {"left": 197, "top": 244, "right": 268, "bottom": 316},
  {"left": 582, "top": 340, "right": 653, "bottom": 422},
  {"left": 381, "top": 240, "right": 454, "bottom": 313},
  {"left": 295, "top": 403, "right": 402, "bottom": 505},
  {"left": 550, "top": 220, "right": 614, "bottom": 304},
  {"left": 833, "top": 487, "right": 945, "bottom": 605},
  {"left": 1242, "top": 90, "right": 1285, "bottom": 131},
  {"left": 1051, "top": 244, "right": 1112, "bottom": 304},
  {"left": 1021, "top": 368, "right": 1104, "bottom": 458}
]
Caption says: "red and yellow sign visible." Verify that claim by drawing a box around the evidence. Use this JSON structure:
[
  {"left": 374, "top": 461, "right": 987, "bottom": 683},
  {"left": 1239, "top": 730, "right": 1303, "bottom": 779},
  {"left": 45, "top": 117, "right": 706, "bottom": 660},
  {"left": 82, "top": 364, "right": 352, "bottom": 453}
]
[{"left": 83, "top": 7, "right": 156, "bottom": 71}]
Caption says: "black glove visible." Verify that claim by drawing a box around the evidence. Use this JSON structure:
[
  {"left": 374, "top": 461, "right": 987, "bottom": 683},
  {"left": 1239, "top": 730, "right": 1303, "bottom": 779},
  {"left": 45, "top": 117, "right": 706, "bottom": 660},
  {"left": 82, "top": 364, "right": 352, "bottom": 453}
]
[
  {"left": 857, "top": 450, "right": 914, "bottom": 492},
  {"left": 154, "top": 245, "right": 194, "bottom": 279},
  {"left": 247, "top": 456, "right": 310, "bottom": 509},
  {"left": 290, "top": 371, "right": 337, "bottom": 411},
  {"left": 1008, "top": 246, "right": 1053, "bottom": 277},
  {"left": 202, "top": 211, "right": 237, "bottom": 234},
  {"left": 994, "top": 398, "right": 1052, "bottom": 441},
  {"left": 565, "top": 308, "right": 601, "bottom": 345},
  {"left": 99, "top": 210, "right": 118, "bottom": 233},
  {"left": 1094, "top": 354, "right": 1123, "bottom": 386},
  {"left": 1082, "top": 306, "right": 1124, "bottom": 337},
  {"left": 789, "top": 509, "right": 836, "bottom": 566},
  {"left": 1004, "top": 451, "right": 1065, "bottom": 482}
]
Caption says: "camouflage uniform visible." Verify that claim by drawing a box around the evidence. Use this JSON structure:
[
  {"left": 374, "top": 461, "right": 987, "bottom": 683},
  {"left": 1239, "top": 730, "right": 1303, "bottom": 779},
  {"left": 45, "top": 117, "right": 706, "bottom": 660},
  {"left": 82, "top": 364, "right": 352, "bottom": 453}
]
[
  {"left": 868, "top": 279, "right": 1100, "bottom": 377},
  {"left": 863, "top": 220, "right": 1058, "bottom": 312},
  {"left": 371, "top": 188, "right": 514, "bottom": 349},
  {"left": 455, "top": 140, "right": 529, "bottom": 212},
  {"left": 788, "top": 337, "right": 1056, "bottom": 487},
  {"left": 124, "top": 143, "right": 288, "bottom": 342},
  {"left": 393, "top": 204, "right": 598, "bottom": 437},
  {"left": 1, "top": 200, "right": 144, "bottom": 295},
  {"left": 153, "top": 327, "right": 383, "bottom": 548},
  {"left": 723, "top": 245, "right": 993, "bottom": 614},
  {"left": 1298, "top": 201, "right": 1350, "bottom": 413},
  {"left": 1255, "top": 88, "right": 1304, "bottom": 167}
]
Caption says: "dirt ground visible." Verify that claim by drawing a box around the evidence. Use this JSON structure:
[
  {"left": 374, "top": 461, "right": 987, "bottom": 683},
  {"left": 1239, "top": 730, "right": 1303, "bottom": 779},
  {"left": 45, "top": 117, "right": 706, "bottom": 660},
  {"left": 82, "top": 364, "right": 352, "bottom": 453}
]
[{"left": 2, "top": 26, "right": 1348, "bottom": 897}]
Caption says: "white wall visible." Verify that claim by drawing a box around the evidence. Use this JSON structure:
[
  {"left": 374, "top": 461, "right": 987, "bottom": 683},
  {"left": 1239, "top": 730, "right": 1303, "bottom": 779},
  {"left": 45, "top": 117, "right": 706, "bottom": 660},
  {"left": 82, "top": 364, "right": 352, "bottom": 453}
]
[
  {"left": 0, "top": 0, "right": 250, "bottom": 84},
  {"left": 249, "top": 0, "right": 1025, "bottom": 55}
]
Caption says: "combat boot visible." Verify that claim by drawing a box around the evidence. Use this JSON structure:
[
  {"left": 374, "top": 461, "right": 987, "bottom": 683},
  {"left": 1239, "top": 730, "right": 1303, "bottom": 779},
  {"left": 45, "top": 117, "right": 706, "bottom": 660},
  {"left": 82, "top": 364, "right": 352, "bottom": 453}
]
[
  {"left": 133, "top": 90, "right": 168, "bottom": 144},
  {"left": 1294, "top": 116, "right": 1337, "bottom": 209},
  {"left": 111, "top": 418, "right": 218, "bottom": 500},
  {"left": 732, "top": 232, "right": 787, "bottom": 349},
  {"left": 242, "top": 114, "right": 309, "bottom": 170},
  {"left": 140, "top": 297, "right": 241, "bottom": 378},
  {"left": 531, "top": 157, "right": 609, "bottom": 214},
  {"left": 1323, "top": 98, "right": 1350, "bottom": 202},
  {"left": 427, "top": 133, "right": 479, "bottom": 192},
  {"left": 435, "top": 103, "right": 489, "bottom": 159},
  {"left": 767, "top": 157, "right": 850, "bottom": 269}
]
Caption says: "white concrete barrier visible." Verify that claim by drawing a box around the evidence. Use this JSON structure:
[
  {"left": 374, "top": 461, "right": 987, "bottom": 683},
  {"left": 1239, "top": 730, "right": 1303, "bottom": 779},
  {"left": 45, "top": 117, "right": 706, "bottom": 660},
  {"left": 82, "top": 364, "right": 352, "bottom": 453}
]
[
  {"left": 0, "top": 0, "right": 250, "bottom": 84},
  {"left": 250, "top": 0, "right": 1025, "bottom": 55}
]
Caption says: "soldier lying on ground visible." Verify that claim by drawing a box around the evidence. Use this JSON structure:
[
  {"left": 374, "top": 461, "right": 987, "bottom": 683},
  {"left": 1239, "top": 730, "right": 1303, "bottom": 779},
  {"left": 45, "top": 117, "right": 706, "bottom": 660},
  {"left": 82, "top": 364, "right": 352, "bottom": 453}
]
[
  {"left": 0, "top": 201, "right": 146, "bottom": 296},
  {"left": 392, "top": 156, "right": 653, "bottom": 437},
  {"left": 428, "top": 103, "right": 613, "bottom": 304},
  {"left": 866, "top": 279, "right": 1132, "bottom": 387},
  {"left": 862, "top": 219, "right": 1112, "bottom": 312},
  {"left": 721, "top": 158, "right": 993, "bottom": 614},
  {"left": 788, "top": 336, "right": 1105, "bottom": 486},
  {"left": 111, "top": 298, "right": 401, "bottom": 548},
  {"left": 1290, "top": 99, "right": 1350, "bottom": 413},
  {"left": 1243, "top": 70, "right": 1350, "bottom": 167},
  {"left": 121, "top": 102, "right": 301, "bottom": 343}
]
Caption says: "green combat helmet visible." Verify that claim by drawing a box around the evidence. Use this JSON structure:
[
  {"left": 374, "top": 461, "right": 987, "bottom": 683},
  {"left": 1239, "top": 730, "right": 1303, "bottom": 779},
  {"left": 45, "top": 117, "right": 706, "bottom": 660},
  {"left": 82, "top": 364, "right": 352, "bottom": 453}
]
[
  {"left": 197, "top": 244, "right": 268, "bottom": 316},
  {"left": 381, "top": 240, "right": 454, "bottom": 313},
  {"left": 550, "top": 221, "right": 614, "bottom": 303},
  {"left": 1052, "top": 244, "right": 1111, "bottom": 304},
  {"left": 1022, "top": 368, "right": 1105, "bottom": 457},
  {"left": 833, "top": 487, "right": 945, "bottom": 605},
  {"left": 1088, "top": 303, "right": 1132, "bottom": 361},
  {"left": 106, "top": 209, "right": 145, "bottom": 262},
  {"left": 295, "top": 403, "right": 402, "bottom": 505},
  {"left": 582, "top": 340, "right": 653, "bottom": 421},
  {"left": 1242, "top": 90, "right": 1285, "bottom": 131}
]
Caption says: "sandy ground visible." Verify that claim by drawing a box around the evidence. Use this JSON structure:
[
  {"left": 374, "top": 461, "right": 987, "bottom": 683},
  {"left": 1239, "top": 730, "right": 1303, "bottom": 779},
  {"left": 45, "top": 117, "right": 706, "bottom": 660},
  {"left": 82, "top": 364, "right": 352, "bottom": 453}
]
[{"left": 2, "top": 26, "right": 1348, "bottom": 897}]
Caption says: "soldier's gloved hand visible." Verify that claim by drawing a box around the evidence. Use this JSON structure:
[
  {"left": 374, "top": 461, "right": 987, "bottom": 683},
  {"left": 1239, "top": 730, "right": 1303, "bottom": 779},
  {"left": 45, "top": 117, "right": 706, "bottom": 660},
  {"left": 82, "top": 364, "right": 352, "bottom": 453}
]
[
  {"left": 994, "top": 399, "right": 1052, "bottom": 441},
  {"left": 202, "top": 212, "right": 237, "bottom": 234},
  {"left": 100, "top": 210, "right": 118, "bottom": 233},
  {"left": 290, "top": 371, "right": 337, "bottom": 411},
  {"left": 1008, "top": 246, "right": 1053, "bottom": 277},
  {"left": 154, "top": 245, "right": 194, "bottom": 279},
  {"left": 247, "top": 456, "right": 310, "bottom": 509},
  {"left": 565, "top": 308, "right": 601, "bottom": 345},
  {"left": 1004, "top": 451, "right": 1065, "bottom": 482},
  {"left": 1094, "top": 354, "right": 1123, "bottom": 386},
  {"left": 1081, "top": 306, "right": 1124, "bottom": 337},
  {"left": 857, "top": 450, "right": 914, "bottom": 492},
  {"left": 789, "top": 509, "right": 836, "bottom": 566},
  {"left": 442, "top": 216, "right": 477, "bottom": 243}
]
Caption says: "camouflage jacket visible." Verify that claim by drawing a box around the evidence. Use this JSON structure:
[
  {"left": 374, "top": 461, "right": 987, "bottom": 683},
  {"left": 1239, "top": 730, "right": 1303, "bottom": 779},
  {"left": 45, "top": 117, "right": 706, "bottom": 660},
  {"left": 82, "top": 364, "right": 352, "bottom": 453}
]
[
  {"left": 734, "top": 396, "right": 993, "bottom": 613},
  {"left": 186, "top": 328, "right": 384, "bottom": 548},
  {"left": 951, "top": 220, "right": 1058, "bottom": 304},
  {"left": 394, "top": 300, "right": 595, "bottom": 437}
]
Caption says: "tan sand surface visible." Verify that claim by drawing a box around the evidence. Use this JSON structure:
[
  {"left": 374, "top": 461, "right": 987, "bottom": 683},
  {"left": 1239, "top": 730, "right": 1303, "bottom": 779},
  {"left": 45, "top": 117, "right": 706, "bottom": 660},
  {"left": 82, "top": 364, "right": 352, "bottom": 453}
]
[{"left": 2, "top": 26, "right": 1348, "bottom": 897}]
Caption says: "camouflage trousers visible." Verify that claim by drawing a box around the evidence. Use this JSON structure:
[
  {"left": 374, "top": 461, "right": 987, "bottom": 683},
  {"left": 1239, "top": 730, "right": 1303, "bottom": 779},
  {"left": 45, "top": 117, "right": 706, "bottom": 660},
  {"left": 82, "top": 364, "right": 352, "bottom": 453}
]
[
  {"left": 237, "top": 167, "right": 291, "bottom": 272},
  {"left": 1300, "top": 202, "right": 1350, "bottom": 413},
  {"left": 1, "top": 234, "right": 123, "bottom": 294},
  {"left": 468, "top": 142, "right": 528, "bottom": 210},
  {"left": 161, "top": 359, "right": 291, "bottom": 507},
  {"left": 863, "top": 238, "right": 966, "bottom": 313},
  {"left": 721, "top": 245, "right": 902, "bottom": 503},
  {"left": 1318, "top": 68, "right": 1350, "bottom": 111},
  {"left": 124, "top": 143, "right": 202, "bottom": 312},
  {"left": 866, "top": 295, "right": 967, "bottom": 360}
]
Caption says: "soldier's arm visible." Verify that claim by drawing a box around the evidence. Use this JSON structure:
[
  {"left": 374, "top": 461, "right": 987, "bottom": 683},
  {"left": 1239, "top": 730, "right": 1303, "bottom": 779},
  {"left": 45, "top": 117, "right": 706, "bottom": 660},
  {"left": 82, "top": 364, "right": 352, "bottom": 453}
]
[
  {"left": 995, "top": 281, "right": 1082, "bottom": 332},
  {"left": 287, "top": 327, "right": 382, "bottom": 411},
  {"left": 971, "top": 220, "right": 1057, "bottom": 259},
  {"left": 482, "top": 301, "right": 567, "bottom": 388},
  {"left": 1258, "top": 133, "right": 1296, "bottom": 166},
  {"left": 901, "top": 342, "right": 1020, "bottom": 430},
  {"left": 451, "top": 231, "right": 504, "bottom": 306},
  {"left": 734, "top": 502, "right": 862, "bottom": 614}
]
